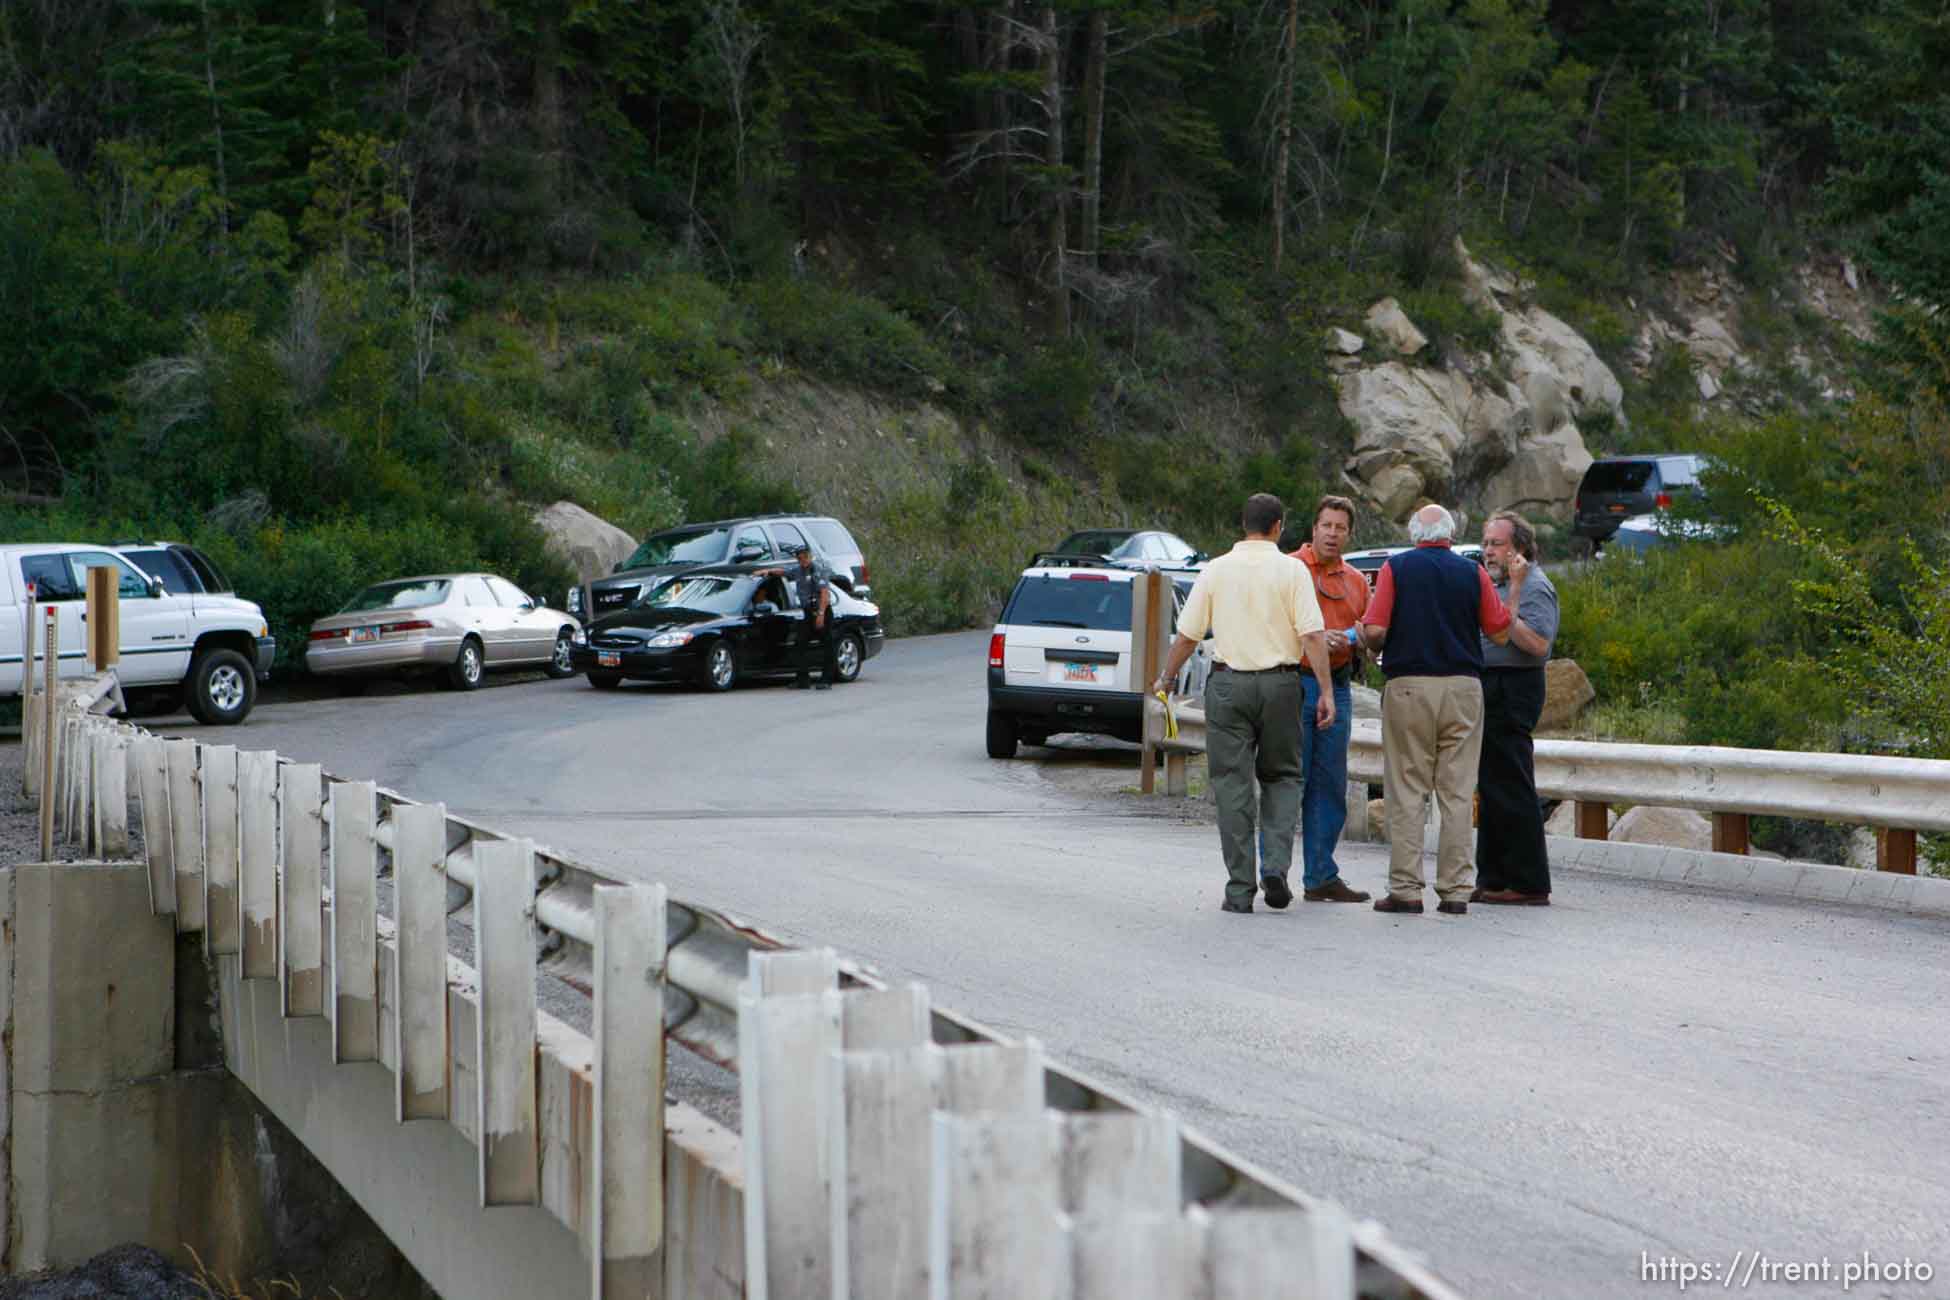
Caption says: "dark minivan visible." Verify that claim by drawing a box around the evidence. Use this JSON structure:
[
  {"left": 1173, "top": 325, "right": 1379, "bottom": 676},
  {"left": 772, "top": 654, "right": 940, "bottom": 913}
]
[
  {"left": 567, "top": 514, "right": 870, "bottom": 621},
  {"left": 1573, "top": 454, "right": 1705, "bottom": 543}
]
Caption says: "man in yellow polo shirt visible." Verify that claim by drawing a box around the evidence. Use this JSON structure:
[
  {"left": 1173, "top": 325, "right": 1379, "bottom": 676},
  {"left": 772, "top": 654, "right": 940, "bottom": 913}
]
[{"left": 1153, "top": 493, "right": 1335, "bottom": 913}]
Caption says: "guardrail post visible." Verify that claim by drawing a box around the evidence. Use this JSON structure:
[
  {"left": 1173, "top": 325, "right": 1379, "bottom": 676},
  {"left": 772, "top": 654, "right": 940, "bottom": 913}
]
[
  {"left": 391, "top": 801, "right": 451, "bottom": 1121},
  {"left": 832, "top": 1044, "right": 941, "bottom": 1300},
  {"left": 95, "top": 724, "right": 130, "bottom": 859},
  {"left": 280, "top": 761, "right": 326, "bottom": 1016},
  {"left": 1574, "top": 800, "right": 1609, "bottom": 840},
  {"left": 592, "top": 882, "right": 667, "bottom": 1300},
  {"left": 61, "top": 712, "right": 82, "bottom": 845},
  {"left": 237, "top": 751, "right": 279, "bottom": 978},
  {"left": 1711, "top": 812, "right": 1750, "bottom": 856},
  {"left": 1060, "top": 1112, "right": 1180, "bottom": 1220},
  {"left": 1071, "top": 1215, "right": 1202, "bottom": 1300},
  {"left": 202, "top": 745, "right": 240, "bottom": 954},
  {"left": 1877, "top": 828, "right": 1918, "bottom": 875},
  {"left": 1136, "top": 570, "right": 1165, "bottom": 796},
  {"left": 1203, "top": 1204, "right": 1356, "bottom": 1300},
  {"left": 132, "top": 735, "right": 175, "bottom": 915},
  {"left": 937, "top": 1039, "right": 1045, "bottom": 1114},
  {"left": 928, "top": 1113, "right": 1065, "bottom": 1300},
  {"left": 475, "top": 836, "right": 540, "bottom": 1206},
  {"left": 330, "top": 780, "right": 380, "bottom": 1063},
  {"left": 165, "top": 738, "right": 205, "bottom": 932},
  {"left": 741, "top": 951, "right": 842, "bottom": 1300},
  {"left": 842, "top": 982, "right": 931, "bottom": 1050}
]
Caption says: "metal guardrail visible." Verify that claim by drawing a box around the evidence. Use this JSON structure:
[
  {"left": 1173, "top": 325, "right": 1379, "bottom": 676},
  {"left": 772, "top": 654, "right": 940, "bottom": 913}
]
[{"left": 1147, "top": 699, "right": 1940, "bottom": 873}]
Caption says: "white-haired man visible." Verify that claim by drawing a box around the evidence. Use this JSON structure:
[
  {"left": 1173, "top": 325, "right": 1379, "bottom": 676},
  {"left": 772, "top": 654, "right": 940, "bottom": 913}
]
[{"left": 1353, "top": 504, "right": 1511, "bottom": 915}]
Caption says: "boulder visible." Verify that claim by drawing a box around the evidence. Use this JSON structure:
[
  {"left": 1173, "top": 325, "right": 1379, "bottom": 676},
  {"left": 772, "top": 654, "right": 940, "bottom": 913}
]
[
  {"left": 1686, "top": 314, "right": 1742, "bottom": 376},
  {"left": 1325, "top": 326, "right": 1366, "bottom": 355},
  {"left": 534, "top": 501, "right": 637, "bottom": 584},
  {"left": 1351, "top": 684, "right": 1381, "bottom": 721},
  {"left": 1455, "top": 236, "right": 1521, "bottom": 312},
  {"left": 1481, "top": 425, "right": 1593, "bottom": 523},
  {"left": 1338, "top": 363, "right": 1467, "bottom": 513},
  {"left": 1365, "top": 298, "right": 1429, "bottom": 356},
  {"left": 1367, "top": 798, "right": 1389, "bottom": 843},
  {"left": 1538, "top": 659, "right": 1596, "bottom": 731},
  {"left": 1846, "top": 827, "right": 1879, "bottom": 871},
  {"left": 1611, "top": 806, "right": 1713, "bottom": 852},
  {"left": 1545, "top": 800, "right": 1614, "bottom": 838},
  {"left": 1500, "top": 305, "right": 1625, "bottom": 430}
]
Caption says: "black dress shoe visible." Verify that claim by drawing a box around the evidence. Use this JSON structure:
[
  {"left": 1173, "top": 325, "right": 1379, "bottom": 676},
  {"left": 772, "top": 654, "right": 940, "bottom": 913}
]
[
  {"left": 1261, "top": 875, "right": 1293, "bottom": 909},
  {"left": 1468, "top": 887, "right": 1486, "bottom": 902},
  {"left": 1373, "top": 895, "right": 1424, "bottom": 914},
  {"left": 1437, "top": 900, "right": 1468, "bottom": 915},
  {"left": 1221, "top": 899, "right": 1253, "bottom": 914}
]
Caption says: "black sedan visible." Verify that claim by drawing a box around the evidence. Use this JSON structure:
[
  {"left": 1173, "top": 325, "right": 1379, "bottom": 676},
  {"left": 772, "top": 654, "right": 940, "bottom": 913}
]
[{"left": 568, "top": 568, "right": 885, "bottom": 691}]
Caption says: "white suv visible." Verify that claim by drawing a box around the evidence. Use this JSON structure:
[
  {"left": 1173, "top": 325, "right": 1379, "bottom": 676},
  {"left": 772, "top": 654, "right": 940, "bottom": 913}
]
[
  {"left": 0, "top": 542, "right": 275, "bottom": 724},
  {"left": 985, "top": 557, "right": 1185, "bottom": 758}
]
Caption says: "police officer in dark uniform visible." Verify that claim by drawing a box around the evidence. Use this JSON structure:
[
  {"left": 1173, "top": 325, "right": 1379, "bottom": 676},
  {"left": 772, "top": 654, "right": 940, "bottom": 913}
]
[{"left": 764, "top": 545, "right": 835, "bottom": 689}]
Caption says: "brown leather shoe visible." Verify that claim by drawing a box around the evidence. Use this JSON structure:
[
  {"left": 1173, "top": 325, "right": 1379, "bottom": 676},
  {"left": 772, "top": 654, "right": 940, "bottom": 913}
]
[
  {"left": 1468, "top": 887, "right": 1486, "bottom": 902},
  {"left": 1303, "top": 878, "right": 1372, "bottom": 903},
  {"left": 1372, "top": 895, "right": 1424, "bottom": 914},
  {"left": 1476, "top": 889, "right": 1551, "bottom": 906},
  {"left": 1437, "top": 900, "right": 1468, "bottom": 915}
]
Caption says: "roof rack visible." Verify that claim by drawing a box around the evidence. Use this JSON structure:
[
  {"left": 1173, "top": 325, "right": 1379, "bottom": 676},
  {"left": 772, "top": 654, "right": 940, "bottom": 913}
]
[{"left": 1026, "top": 551, "right": 1133, "bottom": 570}]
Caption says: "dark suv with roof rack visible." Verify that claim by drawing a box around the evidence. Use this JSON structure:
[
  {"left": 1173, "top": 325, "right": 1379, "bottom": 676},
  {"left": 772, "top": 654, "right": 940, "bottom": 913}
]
[
  {"left": 1573, "top": 454, "right": 1706, "bottom": 544},
  {"left": 566, "top": 515, "right": 870, "bottom": 622}
]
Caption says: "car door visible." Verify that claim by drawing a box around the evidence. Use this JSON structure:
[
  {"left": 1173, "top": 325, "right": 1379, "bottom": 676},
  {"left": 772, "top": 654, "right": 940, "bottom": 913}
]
[
  {"left": 487, "top": 576, "right": 551, "bottom": 663},
  {"left": 457, "top": 576, "right": 516, "bottom": 664},
  {"left": 747, "top": 573, "right": 796, "bottom": 672},
  {"left": 14, "top": 552, "right": 93, "bottom": 684},
  {"left": 729, "top": 524, "right": 773, "bottom": 568}
]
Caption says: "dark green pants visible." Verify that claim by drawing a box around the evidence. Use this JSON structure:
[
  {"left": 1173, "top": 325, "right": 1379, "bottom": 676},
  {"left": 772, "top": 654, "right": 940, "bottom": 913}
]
[{"left": 1204, "top": 668, "right": 1303, "bottom": 907}]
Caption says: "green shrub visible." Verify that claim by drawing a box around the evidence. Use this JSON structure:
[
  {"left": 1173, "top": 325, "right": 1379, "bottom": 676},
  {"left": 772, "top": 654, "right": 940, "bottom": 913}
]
[
  {"left": 743, "top": 276, "right": 949, "bottom": 399},
  {"left": 995, "top": 342, "right": 1101, "bottom": 452},
  {"left": 1399, "top": 286, "right": 1500, "bottom": 356}
]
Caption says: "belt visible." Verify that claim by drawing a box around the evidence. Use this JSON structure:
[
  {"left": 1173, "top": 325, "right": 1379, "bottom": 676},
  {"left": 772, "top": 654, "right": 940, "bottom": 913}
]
[{"left": 1210, "top": 663, "right": 1299, "bottom": 675}]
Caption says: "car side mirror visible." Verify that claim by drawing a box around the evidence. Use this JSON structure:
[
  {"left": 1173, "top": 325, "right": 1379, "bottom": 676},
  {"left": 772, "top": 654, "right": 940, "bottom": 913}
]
[
  {"left": 146, "top": 575, "right": 165, "bottom": 599},
  {"left": 1189, "top": 551, "right": 1207, "bottom": 564},
  {"left": 521, "top": 599, "right": 536, "bottom": 611},
  {"left": 752, "top": 600, "right": 779, "bottom": 617}
]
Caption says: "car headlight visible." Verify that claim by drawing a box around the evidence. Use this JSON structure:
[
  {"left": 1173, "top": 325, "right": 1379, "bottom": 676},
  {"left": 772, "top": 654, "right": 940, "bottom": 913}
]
[
  {"left": 567, "top": 587, "right": 583, "bottom": 614},
  {"left": 571, "top": 628, "right": 587, "bottom": 645},
  {"left": 647, "top": 631, "right": 693, "bottom": 648}
]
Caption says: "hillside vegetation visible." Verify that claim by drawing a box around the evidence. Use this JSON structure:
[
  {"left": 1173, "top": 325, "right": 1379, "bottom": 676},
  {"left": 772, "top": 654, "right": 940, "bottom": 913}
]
[{"left": 1, "top": 0, "right": 1947, "bottom": 772}]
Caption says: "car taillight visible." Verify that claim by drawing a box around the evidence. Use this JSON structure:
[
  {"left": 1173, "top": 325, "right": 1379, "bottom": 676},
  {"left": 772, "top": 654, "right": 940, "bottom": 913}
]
[
  {"left": 858, "top": 562, "right": 870, "bottom": 585},
  {"left": 1575, "top": 495, "right": 1583, "bottom": 513},
  {"left": 1654, "top": 492, "right": 1672, "bottom": 509},
  {"left": 308, "top": 628, "right": 347, "bottom": 642},
  {"left": 988, "top": 632, "right": 1005, "bottom": 668},
  {"left": 1068, "top": 573, "right": 1110, "bottom": 581},
  {"left": 380, "top": 619, "right": 433, "bottom": 634}
]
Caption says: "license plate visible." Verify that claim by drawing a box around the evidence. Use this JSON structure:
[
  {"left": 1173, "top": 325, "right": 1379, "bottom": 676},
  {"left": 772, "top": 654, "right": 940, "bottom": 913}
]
[
  {"left": 1062, "top": 662, "right": 1100, "bottom": 683},
  {"left": 597, "top": 652, "right": 621, "bottom": 668},
  {"left": 349, "top": 626, "right": 377, "bottom": 644},
  {"left": 1608, "top": 504, "right": 1628, "bottom": 513}
]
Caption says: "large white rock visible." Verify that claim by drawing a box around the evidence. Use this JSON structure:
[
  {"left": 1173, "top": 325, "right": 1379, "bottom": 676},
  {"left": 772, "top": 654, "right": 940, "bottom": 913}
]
[
  {"left": 1500, "top": 306, "right": 1626, "bottom": 430},
  {"left": 533, "top": 501, "right": 637, "bottom": 584},
  {"left": 1326, "top": 327, "right": 1366, "bottom": 355},
  {"left": 1611, "top": 805, "right": 1713, "bottom": 852},
  {"left": 1339, "top": 362, "right": 1466, "bottom": 495},
  {"left": 1481, "top": 424, "right": 1594, "bottom": 523},
  {"left": 1538, "top": 658, "right": 1597, "bottom": 731},
  {"left": 1686, "top": 314, "right": 1742, "bottom": 376},
  {"left": 1366, "top": 298, "right": 1429, "bottom": 356}
]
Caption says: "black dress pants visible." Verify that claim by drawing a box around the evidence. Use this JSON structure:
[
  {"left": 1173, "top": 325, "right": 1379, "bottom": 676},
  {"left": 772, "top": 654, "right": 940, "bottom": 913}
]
[
  {"left": 795, "top": 616, "right": 832, "bottom": 685},
  {"left": 1476, "top": 668, "right": 1551, "bottom": 895}
]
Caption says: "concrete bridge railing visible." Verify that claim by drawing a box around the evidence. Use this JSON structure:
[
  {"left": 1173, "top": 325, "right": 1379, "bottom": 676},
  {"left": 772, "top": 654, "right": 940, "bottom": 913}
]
[
  {"left": 1147, "top": 698, "right": 1943, "bottom": 875},
  {"left": 30, "top": 699, "right": 1466, "bottom": 1300}
]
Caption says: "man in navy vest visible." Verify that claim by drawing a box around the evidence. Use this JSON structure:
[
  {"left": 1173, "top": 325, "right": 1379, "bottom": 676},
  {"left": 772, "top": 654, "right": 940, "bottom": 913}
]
[{"left": 1353, "top": 504, "right": 1511, "bottom": 914}]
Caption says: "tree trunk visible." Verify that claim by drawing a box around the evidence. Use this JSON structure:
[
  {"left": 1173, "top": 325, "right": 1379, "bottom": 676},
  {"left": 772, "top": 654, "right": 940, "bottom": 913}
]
[
  {"left": 988, "top": 5, "right": 1013, "bottom": 215},
  {"left": 1041, "top": 5, "right": 1069, "bottom": 335},
  {"left": 1081, "top": 8, "right": 1107, "bottom": 266},
  {"left": 197, "top": 0, "right": 230, "bottom": 240},
  {"left": 1271, "top": 0, "right": 1299, "bottom": 272},
  {"left": 533, "top": 6, "right": 565, "bottom": 201}
]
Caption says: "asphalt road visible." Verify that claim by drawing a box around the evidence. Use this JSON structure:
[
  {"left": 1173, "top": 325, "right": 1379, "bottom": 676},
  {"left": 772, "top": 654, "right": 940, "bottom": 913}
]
[{"left": 206, "top": 633, "right": 1949, "bottom": 1300}]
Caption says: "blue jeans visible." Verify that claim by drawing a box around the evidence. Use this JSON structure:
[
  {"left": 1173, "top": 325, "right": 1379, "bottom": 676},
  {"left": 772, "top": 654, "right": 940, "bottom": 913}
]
[{"left": 1256, "top": 675, "right": 1353, "bottom": 889}]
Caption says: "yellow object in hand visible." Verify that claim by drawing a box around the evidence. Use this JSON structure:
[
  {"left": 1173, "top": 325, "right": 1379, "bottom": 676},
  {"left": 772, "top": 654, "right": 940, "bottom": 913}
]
[{"left": 1154, "top": 690, "right": 1178, "bottom": 741}]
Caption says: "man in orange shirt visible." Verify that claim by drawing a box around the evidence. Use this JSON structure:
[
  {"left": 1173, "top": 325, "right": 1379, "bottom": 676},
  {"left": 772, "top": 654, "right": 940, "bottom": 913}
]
[{"left": 1285, "top": 495, "right": 1373, "bottom": 903}]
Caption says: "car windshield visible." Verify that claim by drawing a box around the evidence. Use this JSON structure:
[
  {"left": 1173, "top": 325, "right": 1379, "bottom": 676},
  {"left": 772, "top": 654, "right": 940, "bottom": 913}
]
[
  {"left": 1005, "top": 575, "right": 1135, "bottom": 630},
  {"left": 637, "top": 574, "right": 753, "bottom": 615},
  {"left": 623, "top": 527, "right": 733, "bottom": 568},
  {"left": 341, "top": 579, "right": 450, "bottom": 612},
  {"left": 1055, "top": 530, "right": 1138, "bottom": 558},
  {"left": 1583, "top": 461, "right": 1656, "bottom": 492}
]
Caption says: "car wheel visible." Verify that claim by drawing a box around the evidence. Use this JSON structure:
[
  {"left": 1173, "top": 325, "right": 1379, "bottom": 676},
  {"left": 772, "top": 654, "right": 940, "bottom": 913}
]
[
  {"left": 700, "top": 640, "right": 737, "bottom": 692},
  {"left": 986, "top": 710, "right": 1019, "bottom": 759},
  {"left": 186, "top": 648, "right": 255, "bottom": 726},
  {"left": 586, "top": 671, "right": 622, "bottom": 690},
  {"left": 446, "top": 637, "right": 485, "bottom": 691},
  {"left": 332, "top": 677, "right": 369, "bottom": 698},
  {"left": 831, "top": 631, "right": 864, "bottom": 684},
  {"left": 544, "top": 629, "right": 576, "bottom": 679}
]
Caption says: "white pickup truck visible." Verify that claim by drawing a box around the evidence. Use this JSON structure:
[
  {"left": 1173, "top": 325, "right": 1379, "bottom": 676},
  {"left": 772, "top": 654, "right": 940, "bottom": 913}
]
[{"left": 0, "top": 542, "right": 275, "bottom": 724}]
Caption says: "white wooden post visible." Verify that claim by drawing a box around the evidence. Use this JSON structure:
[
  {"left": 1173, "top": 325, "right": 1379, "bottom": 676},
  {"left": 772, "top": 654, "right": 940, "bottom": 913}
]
[
  {"left": 392, "top": 801, "right": 451, "bottom": 1122},
  {"left": 1204, "top": 1205, "right": 1356, "bottom": 1300},
  {"left": 1059, "top": 1113, "right": 1180, "bottom": 1220},
  {"left": 329, "top": 780, "right": 380, "bottom": 1063},
  {"left": 936, "top": 1040, "right": 1045, "bottom": 1115},
  {"left": 165, "top": 738, "right": 205, "bottom": 932},
  {"left": 237, "top": 750, "right": 279, "bottom": 979},
  {"left": 1071, "top": 1215, "right": 1204, "bottom": 1300},
  {"left": 95, "top": 725, "right": 130, "bottom": 859},
  {"left": 831, "top": 1044, "right": 941, "bottom": 1300},
  {"left": 841, "top": 982, "right": 931, "bottom": 1050},
  {"left": 753, "top": 946, "right": 839, "bottom": 995},
  {"left": 474, "top": 836, "right": 540, "bottom": 1206},
  {"left": 61, "top": 713, "right": 82, "bottom": 845},
  {"left": 202, "top": 745, "right": 241, "bottom": 955},
  {"left": 741, "top": 954, "right": 842, "bottom": 1300},
  {"left": 928, "top": 1113, "right": 1067, "bottom": 1300},
  {"left": 592, "top": 882, "right": 667, "bottom": 1300},
  {"left": 132, "top": 735, "right": 175, "bottom": 915},
  {"left": 280, "top": 761, "right": 326, "bottom": 1016}
]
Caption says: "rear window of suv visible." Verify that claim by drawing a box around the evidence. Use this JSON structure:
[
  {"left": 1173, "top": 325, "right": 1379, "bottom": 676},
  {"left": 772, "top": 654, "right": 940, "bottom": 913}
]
[
  {"left": 802, "top": 519, "right": 859, "bottom": 556},
  {"left": 1003, "top": 575, "right": 1134, "bottom": 631},
  {"left": 1581, "top": 461, "right": 1657, "bottom": 492}
]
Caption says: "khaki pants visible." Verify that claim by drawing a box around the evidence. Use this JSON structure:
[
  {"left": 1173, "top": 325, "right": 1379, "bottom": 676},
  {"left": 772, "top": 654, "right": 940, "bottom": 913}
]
[{"left": 1381, "top": 675, "right": 1484, "bottom": 903}]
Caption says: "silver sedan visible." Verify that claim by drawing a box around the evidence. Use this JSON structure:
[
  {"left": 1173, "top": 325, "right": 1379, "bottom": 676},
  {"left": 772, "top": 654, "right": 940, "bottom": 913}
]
[{"left": 304, "top": 573, "right": 580, "bottom": 693}]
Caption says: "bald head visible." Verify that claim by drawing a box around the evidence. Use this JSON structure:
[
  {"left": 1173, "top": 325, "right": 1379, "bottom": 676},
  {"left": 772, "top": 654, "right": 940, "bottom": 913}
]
[{"left": 1407, "top": 504, "right": 1456, "bottom": 543}]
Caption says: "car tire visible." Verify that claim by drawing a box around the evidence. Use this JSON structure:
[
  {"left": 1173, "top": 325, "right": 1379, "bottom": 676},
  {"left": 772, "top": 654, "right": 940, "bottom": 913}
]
[
  {"left": 1020, "top": 728, "right": 1049, "bottom": 748},
  {"left": 700, "top": 640, "right": 737, "bottom": 692},
  {"left": 332, "top": 677, "right": 369, "bottom": 698},
  {"left": 831, "top": 631, "right": 865, "bottom": 684},
  {"left": 986, "top": 710, "right": 1019, "bottom": 759},
  {"left": 544, "top": 629, "right": 577, "bottom": 679},
  {"left": 586, "top": 671, "right": 622, "bottom": 690},
  {"left": 446, "top": 636, "right": 485, "bottom": 691},
  {"left": 186, "top": 648, "right": 255, "bottom": 726}
]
